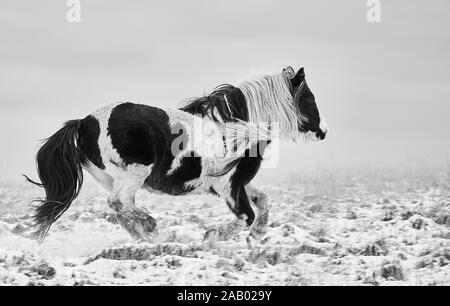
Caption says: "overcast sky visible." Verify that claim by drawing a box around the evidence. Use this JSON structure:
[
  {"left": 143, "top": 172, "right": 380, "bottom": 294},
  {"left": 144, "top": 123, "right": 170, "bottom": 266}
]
[{"left": 0, "top": 0, "right": 449, "bottom": 182}]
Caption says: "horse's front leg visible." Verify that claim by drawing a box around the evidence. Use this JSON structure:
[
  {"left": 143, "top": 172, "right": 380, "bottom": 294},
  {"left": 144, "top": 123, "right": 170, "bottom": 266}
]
[
  {"left": 246, "top": 184, "right": 271, "bottom": 241},
  {"left": 204, "top": 183, "right": 255, "bottom": 241}
]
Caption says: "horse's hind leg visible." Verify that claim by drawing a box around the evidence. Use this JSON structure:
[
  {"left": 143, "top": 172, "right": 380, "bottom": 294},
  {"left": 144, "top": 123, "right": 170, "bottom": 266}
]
[
  {"left": 85, "top": 162, "right": 114, "bottom": 192},
  {"left": 108, "top": 166, "right": 157, "bottom": 240}
]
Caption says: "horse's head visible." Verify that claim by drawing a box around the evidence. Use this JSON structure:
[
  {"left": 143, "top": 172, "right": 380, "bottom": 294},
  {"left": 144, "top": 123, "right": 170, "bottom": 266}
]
[{"left": 283, "top": 66, "right": 328, "bottom": 141}]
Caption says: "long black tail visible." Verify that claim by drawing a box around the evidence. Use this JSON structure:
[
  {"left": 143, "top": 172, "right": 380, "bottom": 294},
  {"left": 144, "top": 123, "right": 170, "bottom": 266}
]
[{"left": 24, "top": 120, "right": 87, "bottom": 239}]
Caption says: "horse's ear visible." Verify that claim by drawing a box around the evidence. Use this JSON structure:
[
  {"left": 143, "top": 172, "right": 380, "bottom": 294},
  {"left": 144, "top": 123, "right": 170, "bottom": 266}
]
[
  {"left": 297, "top": 67, "right": 305, "bottom": 79},
  {"left": 289, "top": 67, "right": 305, "bottom": 87}
]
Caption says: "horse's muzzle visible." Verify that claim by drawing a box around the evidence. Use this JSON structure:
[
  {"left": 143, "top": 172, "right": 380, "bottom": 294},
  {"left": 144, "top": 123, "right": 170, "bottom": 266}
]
[
  {"left": 316, "top": 130, "right": 326, "bottom": 140},
  {"left": 317, "top": 119, "right": 328, "bottom": 140}
]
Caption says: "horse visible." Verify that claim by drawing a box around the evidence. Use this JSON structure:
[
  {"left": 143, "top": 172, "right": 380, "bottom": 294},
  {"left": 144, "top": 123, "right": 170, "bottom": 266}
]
[{"left": 25, "top": 66, "right": 328, "bottom": 242}]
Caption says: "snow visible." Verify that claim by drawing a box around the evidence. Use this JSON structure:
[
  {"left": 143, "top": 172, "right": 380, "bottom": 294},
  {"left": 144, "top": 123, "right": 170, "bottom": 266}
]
[{"left": 0, "top": 173, "right": 449, "bottom": 286}]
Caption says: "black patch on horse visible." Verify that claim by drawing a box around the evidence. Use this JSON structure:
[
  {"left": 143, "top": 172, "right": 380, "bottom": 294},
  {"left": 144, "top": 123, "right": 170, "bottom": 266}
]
[
  {"left": 108, "top": 103, "right": 171, "bottom": 166},
  {"left": 230, "top": 142, "right": 269, "bottom": 185},
  {"left": 78, "top": 115, "right": 104, "bottom": 169},
  {"left": 144, "top": 152, "right": 202, "bottom": 195}
]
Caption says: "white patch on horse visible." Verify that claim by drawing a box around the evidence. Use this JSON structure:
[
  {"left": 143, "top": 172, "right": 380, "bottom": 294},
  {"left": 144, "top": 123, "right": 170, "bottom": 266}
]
[
  {"left": 165, "top": 109, "right": 225, "bottom": 175},
  {"left": 84, "top": 162, "right": 114, "bottom": 192},
  {"left": 91, "top": 103, "right": 123, "bottom": 176},
  {"left": 164, "top": 109, "right": 246, "bottom": 196},
  {"left": 320, "top": 117, "right": 329, "bottom": 134},
  {"left": 109, "top": 164, "right": 153, "bottom": 207}
]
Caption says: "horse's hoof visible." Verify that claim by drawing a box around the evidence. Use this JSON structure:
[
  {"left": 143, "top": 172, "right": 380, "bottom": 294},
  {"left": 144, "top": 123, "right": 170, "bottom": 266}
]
[
  {"left": 116, "top": 210, "right": 157, "bottom": 240},
  {"left": 249, "top": 225, "right": 267, "bottom": 241},
  {"left": 203, "top": 219, "right": 247, "bottom": 242},
  {"left": 203, "top": 227, "right": 221, "bottom": 241},
  {"left": 140, "top": 215, "right": 158, "bottom": 234},
  {"left": 203, "top": 226, "right": 233, "bottom": 241}
]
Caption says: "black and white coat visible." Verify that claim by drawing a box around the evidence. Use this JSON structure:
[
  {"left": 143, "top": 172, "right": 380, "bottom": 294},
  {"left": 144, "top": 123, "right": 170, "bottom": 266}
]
[{"left": 27, "top": 66, "right": 327, "bottom": 241}]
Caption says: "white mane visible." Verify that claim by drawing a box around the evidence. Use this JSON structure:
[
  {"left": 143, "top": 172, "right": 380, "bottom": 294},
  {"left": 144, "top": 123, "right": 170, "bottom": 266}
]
[
  {"left": 177, "top": 71, "right": 309, "bottom": 166},
  {"left": 210, "top": 72, "right": 312, "bottom": 164},
  {"left": 238, "top": 73, "right": 303, "bottom": 139}
]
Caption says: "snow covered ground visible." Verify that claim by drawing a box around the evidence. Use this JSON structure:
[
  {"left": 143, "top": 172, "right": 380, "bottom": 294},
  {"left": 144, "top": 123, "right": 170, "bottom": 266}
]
[{"left": 0, "top": 170, "right": 449, "bottom": 286}]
